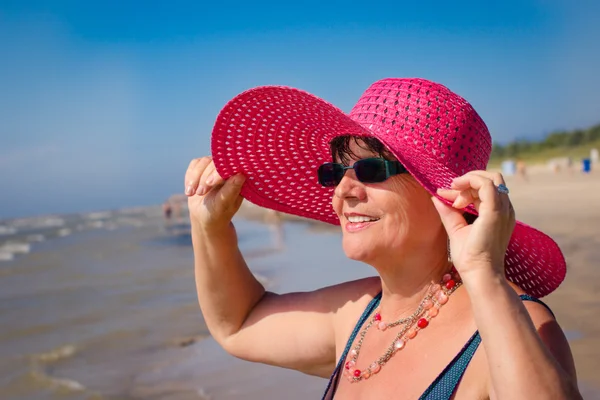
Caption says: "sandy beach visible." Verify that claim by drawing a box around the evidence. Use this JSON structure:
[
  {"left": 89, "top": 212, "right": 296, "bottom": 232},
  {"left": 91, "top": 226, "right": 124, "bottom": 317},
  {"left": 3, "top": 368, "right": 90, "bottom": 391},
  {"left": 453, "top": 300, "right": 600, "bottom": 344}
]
[
  {"left": 1, "top": 167, "right": 600, "bottom": 399},
  {"left": 503, "top": 170, "right": 600, "bottom": 395}
]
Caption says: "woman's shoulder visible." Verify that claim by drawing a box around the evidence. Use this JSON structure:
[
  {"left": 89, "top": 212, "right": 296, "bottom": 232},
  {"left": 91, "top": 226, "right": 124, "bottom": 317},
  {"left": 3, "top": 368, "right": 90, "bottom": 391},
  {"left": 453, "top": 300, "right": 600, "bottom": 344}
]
[
  {"left": 308, "top": 276, "right": 381, "bottom": 326},
  {"left": 507, "top": 281, "right": 556, "bottom": 320},
  {"left": 327, "top": 276, "right": 382, "bottom": 311},
  {"left": 327, "top": 277, "right": 381, "bottom": 352}
]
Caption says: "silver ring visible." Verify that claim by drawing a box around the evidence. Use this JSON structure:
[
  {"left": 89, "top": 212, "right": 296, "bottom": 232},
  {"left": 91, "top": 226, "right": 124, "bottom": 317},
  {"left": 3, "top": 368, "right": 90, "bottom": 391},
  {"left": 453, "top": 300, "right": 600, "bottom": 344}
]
[{"left": 497, "top": 183, "right": 509, "bottom": 194}]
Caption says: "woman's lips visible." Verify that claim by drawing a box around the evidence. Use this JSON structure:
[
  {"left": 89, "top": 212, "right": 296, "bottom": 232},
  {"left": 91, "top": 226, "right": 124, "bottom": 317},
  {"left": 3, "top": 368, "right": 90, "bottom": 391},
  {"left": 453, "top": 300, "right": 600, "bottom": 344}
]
[{"left": 344, "top": 219, "right": 379, "bottom": 233}]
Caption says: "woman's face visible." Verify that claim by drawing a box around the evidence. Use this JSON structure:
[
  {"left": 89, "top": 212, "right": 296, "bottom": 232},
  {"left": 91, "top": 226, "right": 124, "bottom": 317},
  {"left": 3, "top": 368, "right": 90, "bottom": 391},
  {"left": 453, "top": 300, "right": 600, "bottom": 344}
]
[{"left": 331, "top": 140, "right": 444, "bottom": 265}]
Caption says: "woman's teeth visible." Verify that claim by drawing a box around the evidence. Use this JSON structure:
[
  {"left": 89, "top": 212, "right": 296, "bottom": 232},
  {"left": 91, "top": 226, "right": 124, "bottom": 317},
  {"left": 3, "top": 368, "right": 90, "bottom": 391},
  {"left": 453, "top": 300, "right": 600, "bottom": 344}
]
[{"left": 347, "top": 216, "right": 379, "bottom": 223}]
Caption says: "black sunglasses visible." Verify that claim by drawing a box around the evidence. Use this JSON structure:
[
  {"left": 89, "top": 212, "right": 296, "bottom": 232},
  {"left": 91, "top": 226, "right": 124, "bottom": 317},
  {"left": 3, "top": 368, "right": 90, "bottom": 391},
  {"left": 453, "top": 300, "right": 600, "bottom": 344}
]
[{"left": 317, "top": 158, "right": 408, "bottom": 187}]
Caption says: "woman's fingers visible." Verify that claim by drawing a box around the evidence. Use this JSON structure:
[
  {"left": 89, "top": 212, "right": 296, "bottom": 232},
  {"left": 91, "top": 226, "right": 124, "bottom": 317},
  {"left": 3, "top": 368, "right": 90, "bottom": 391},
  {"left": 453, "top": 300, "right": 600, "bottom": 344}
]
[
  {"left": 196, "top": 162, "right": 217, "bottom": 195},
  {"left": 436, "top": 188, "right": 480, "bottom": 210},
  {"left": 206, "top": 168, "right": 225, "bottom": 187},
  {"left": 184, "top": 156, "right": 247, "bottom": 230},
  {"left": 215, "top": 174, "right": 246, "bottom": 215},
  {"left": 185, "top": 157, "right": 212, "bottom": 196},
  {"left": 431, "top": 196, "right": 467, "bottom": 236},
  {"left": 436, "top": 188, "right": 459, "bottom": 202},
  {"left": 453, "top": 188, "right": 480, "bottom": 210},
  {"left": 463, "top": 171, "right": 506, "bottom": 186},
  {"left": 181, "top": 156, "right": 225, "bottom": 197},
  {"left": 450, "top": 171, "right": 510, "bottom": 215}
]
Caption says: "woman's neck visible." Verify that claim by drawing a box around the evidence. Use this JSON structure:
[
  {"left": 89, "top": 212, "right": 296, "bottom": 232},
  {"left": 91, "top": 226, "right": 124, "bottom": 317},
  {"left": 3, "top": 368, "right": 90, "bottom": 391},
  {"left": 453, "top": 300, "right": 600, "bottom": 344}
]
[{"left": 374, "top": 249, "right": 452, "bottom": 321}]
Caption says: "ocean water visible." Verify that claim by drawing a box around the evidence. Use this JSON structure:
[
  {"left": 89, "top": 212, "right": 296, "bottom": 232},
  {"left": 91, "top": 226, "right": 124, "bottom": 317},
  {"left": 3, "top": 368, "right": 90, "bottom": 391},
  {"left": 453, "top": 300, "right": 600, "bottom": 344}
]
[{"left": 0, "top": 207, "right": 372, "bottom": 399}]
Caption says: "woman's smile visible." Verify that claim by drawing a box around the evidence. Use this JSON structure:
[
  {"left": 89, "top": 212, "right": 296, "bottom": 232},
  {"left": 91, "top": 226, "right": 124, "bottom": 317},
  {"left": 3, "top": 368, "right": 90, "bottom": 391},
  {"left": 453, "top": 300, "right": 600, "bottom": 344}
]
[{"left": 344, "top": 213, "right": 381, "bottom": 232}]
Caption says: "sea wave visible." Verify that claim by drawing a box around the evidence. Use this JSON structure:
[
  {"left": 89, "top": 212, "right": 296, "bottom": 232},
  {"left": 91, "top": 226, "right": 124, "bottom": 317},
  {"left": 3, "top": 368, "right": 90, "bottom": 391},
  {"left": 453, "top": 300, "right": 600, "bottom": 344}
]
[
  {"left": 10, "top": 216, "right": 66, "bottom": 230},
  {"left": 116, "top": 217, "right": 144, "bottom": 227},
  {"left": 87, "top": 220, "right": 105, "bottom": 229},
  {"left": 0, "top": 241, "right": 31, "bottom": 254},
  {"left": 26, "top": 234, "right": 45, "bottom": 242},
  {"left": 57, "top": 228, "right": 71, "bottom": 237},
  {"left": 29, "top": 369, "right": 86, "bottom": 392},
  {"left": 25, "top": 344, "right": 95, "bottom": 395},
  {"left": 0, "top": 242, "right": 31, "bottom": 262},
  {"left": 34, "top": 344, "right": 77, "bottom": 362},
  {"left": 0, "top": 225, "right": 17, "bottom": 235},
  {"left": 84, "top": 211, "right": 113, "bottom": 220}
]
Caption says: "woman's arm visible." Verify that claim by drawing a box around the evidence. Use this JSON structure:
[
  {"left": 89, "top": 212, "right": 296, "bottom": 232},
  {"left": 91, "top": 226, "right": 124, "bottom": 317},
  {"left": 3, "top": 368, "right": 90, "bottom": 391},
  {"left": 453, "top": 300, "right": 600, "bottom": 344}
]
[
  {"left": 464, "top": 269, "right": 580, "bottom": 400},
  {"left": 433, "top": 170, "right": 581, "bottom": 399},
  {"left": 192, "top": 216, "right": 265, "bottom": 346},
  {"left": 193, "top": 217, "right": 340, "bottom": 377},
  {"left": 186, "top": 157, "right": 347, "bottom": 377}
]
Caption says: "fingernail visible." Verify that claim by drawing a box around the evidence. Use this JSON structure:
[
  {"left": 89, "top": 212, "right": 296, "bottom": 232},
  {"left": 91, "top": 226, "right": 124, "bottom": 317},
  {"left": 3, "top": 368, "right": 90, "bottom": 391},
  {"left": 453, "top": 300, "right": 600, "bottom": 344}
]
[
  {"left": 196, "top": 185, "right": 206, "bottom": 196},
  {"left": 185, "top": 185, "right": 193, "bottom": 195},
  {"left": 206, "top": 176, "right": 214, "bottom": 185}
]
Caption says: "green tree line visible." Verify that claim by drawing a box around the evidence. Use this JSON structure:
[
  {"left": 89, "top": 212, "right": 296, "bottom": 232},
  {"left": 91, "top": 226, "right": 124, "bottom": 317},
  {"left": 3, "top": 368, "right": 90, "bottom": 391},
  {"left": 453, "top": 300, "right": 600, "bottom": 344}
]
[{"left": 491, "top": 122, "right": 600, "bottom": 159}]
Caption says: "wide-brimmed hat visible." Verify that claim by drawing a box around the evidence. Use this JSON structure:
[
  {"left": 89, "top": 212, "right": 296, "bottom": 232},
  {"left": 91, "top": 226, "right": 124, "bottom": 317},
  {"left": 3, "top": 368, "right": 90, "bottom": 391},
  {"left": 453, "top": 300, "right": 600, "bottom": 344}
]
[{"left": 211, "top": 78, "right": 566, "bottom": 297}]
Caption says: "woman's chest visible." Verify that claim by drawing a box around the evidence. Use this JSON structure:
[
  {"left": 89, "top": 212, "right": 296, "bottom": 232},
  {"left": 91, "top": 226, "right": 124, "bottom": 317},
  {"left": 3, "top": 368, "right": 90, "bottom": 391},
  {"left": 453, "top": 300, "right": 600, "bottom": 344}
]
[
  {"left": 332, "top": 310, "right": 488, "bottom": 399},
  {"left": 332, "top": 345, "right": 489, "bottom": 400}
]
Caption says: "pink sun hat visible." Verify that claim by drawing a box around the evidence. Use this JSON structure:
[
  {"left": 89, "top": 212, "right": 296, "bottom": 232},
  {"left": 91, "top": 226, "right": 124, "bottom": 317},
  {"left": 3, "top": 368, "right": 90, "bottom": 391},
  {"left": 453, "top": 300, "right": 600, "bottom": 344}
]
[{"left": 210, "top": 78, "right": 566, "bottom": 297}]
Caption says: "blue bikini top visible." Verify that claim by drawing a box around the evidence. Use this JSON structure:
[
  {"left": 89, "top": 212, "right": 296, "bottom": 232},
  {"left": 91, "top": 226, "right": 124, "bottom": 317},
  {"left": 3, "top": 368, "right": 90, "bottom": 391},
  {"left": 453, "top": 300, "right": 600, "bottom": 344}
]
[{"left": 321, "top": 292, "right": 553, "bottom": 400}]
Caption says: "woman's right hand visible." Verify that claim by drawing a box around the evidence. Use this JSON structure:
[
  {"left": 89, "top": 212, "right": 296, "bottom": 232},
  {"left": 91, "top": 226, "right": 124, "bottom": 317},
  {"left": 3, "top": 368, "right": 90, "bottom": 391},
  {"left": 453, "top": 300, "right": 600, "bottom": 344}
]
[{"left": 184, "top": 156, "right": 246, "bottom": 231}]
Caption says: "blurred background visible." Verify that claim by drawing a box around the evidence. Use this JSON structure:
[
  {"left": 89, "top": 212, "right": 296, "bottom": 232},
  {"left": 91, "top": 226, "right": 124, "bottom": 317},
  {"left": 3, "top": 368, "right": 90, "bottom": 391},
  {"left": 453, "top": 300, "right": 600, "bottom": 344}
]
[{"left": 1, "top": 1, "right": 599, "bottom": 399}]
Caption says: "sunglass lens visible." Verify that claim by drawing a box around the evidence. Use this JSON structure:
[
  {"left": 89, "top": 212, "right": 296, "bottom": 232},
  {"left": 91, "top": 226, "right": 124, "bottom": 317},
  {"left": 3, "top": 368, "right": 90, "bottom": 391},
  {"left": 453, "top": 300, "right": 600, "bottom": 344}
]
[
  {"left": 318, "top": 163, "right": 344, "bottom": 187},
  {"left": 355, "top": 159, "right": 387, "bottom": 183}
]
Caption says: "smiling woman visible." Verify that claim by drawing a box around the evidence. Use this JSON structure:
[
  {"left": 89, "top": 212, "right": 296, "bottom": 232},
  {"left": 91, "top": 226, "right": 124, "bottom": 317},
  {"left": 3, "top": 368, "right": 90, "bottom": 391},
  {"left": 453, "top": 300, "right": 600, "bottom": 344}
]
[
  {"left": 185, "top": 78, "right": 581, "bottom": 399},
  {"left": 328, "top": 140, "right": 447, "bottom": 266}
]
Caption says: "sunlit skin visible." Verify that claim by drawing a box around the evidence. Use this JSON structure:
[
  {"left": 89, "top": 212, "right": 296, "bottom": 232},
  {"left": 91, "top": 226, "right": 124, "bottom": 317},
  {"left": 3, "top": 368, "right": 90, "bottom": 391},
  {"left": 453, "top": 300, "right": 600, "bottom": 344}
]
[
  {"left": 331, "top": 140, "right": 454, "bottom": 318},
  {"left": 332, "top": 141, "right": 447, "bottom": 269}
]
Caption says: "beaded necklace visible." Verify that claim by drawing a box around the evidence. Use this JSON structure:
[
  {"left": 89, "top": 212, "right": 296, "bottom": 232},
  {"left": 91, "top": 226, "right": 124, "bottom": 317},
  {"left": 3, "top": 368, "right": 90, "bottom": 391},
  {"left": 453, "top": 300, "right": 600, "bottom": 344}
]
[{"left": 343, "top": 268, "right": 462, "bottom": 383}]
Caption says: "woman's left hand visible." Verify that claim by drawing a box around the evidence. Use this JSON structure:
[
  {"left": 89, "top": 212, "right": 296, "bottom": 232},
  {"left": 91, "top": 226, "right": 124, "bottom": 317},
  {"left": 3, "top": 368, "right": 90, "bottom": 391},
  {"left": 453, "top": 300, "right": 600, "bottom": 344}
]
[{"left": 431, "top": 171, "right": 516, "bottom": 279}]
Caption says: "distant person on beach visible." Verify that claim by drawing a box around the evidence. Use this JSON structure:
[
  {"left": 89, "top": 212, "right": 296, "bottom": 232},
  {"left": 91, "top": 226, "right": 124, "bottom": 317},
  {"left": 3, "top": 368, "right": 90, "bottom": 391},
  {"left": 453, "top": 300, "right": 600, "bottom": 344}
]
[
  {"left": 186, "top": 79, "right": 580, "bottom": 399},
  {"left": 564, "top": 156, "right": 572, "bottom": 174},
  {"left": 165, "top": 194, "right": 187, "bottom": 225},
  {"left": 162, "top": 201, "right": 173, "bottom": 224},
  {"left": 516, "top": 158, "right": 528, "bottom": 181}
]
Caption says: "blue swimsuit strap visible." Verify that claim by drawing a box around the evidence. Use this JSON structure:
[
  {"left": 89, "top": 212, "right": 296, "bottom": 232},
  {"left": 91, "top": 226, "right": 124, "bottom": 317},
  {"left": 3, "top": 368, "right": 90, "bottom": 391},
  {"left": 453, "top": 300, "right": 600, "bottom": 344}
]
[
  {"left": 323, "top": 293, "right": 554, "bottom": 400},
  {"left": 321, "top": 292, "right": 382, "bottom": 400},
  {"left": 519, "top": 293, "right": 555, "bottom": 318},
  {"left": 419, "top": 293, "right": 555, "bottom": 399}
]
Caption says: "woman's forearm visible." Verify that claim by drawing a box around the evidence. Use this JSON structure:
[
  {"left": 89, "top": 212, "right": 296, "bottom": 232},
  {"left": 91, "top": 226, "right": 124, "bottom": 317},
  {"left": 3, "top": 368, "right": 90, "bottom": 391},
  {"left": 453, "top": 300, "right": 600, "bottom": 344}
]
[
  {"left": 192, "top": 221, "right": 266, "bottom": 346},
  {"left": 463, "top": 268, "right": 580, "bottom": 399}
]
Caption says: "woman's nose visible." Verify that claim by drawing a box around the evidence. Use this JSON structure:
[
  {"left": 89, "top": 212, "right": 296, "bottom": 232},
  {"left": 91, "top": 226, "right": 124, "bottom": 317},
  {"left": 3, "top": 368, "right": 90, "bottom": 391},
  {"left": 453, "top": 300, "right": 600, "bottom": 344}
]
[{"left": 334, "top": 170, "right": 367, "bottom": 201}]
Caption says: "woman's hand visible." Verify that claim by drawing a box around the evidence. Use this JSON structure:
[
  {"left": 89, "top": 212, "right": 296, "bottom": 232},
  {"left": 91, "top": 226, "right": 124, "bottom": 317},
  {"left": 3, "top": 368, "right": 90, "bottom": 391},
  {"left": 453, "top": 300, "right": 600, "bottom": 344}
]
[
  {"left": 184, "top": 156, "right": 246, "bottom": 231},
  {"left": 431, "top": 171, "right": 516, "bottom": 280}
]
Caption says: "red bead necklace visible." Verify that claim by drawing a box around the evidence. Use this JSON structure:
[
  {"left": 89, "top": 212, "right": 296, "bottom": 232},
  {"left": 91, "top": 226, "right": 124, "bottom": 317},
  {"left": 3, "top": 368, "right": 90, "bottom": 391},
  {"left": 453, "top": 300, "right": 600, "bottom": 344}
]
[{"left": 343, "top": 269, "right": 461, "bottom": 383}]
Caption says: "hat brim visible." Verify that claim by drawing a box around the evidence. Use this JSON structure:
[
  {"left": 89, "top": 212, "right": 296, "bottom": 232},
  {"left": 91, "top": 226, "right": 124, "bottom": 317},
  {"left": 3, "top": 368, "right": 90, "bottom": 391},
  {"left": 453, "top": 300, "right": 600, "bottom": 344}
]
[{"left": 211, "top": 85, "right": 566, "bottom": 297}]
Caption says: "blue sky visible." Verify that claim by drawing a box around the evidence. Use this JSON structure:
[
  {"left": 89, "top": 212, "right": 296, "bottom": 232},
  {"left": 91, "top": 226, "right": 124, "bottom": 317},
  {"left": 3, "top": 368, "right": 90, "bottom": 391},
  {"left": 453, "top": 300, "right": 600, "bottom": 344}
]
[{"left": 1, "top": 0, "right": 599, "bottom": 218}]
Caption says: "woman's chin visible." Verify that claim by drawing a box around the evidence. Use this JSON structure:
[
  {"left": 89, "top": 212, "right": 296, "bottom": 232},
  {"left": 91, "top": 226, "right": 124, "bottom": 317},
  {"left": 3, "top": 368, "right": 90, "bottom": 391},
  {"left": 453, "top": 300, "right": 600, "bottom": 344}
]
[{"left": 342, "top": 241, "right": 375, "bottom": 263}]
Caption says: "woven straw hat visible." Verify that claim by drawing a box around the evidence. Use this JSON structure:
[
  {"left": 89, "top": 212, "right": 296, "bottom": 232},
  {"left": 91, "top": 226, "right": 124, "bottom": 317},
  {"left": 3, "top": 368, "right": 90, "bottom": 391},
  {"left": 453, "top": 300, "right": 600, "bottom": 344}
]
[{"left": 211, "top": 78, "right": 566, "bottom": 297}]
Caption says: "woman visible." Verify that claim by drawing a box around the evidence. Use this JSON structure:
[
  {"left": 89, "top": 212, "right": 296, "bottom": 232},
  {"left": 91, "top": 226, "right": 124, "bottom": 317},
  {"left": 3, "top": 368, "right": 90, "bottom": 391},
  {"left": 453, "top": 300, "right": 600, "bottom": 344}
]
[{"left": 185, "top": 78, "right": 581, "bottom": 399}]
